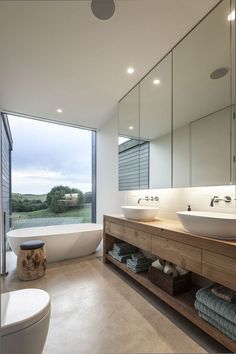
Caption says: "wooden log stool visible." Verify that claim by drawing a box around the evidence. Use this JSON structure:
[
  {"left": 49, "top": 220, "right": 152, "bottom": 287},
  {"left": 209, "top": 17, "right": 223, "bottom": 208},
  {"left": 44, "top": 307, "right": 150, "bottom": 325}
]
[{"left": 17, "top": 240, "right": 47, "bottom": 281}]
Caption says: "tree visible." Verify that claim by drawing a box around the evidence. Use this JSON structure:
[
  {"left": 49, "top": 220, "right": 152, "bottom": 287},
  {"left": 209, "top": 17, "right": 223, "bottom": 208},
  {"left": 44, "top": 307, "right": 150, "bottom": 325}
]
[
  {"left": 46, "top": 186, "right": 84, "bottom": 213},
  {"left": 49, "top": 190, "right": 67, "bottom": 213}
]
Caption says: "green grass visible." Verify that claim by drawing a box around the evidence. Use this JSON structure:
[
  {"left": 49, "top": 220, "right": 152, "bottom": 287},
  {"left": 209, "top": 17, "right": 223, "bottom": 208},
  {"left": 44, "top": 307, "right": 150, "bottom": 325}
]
[
  {"left": 13, "top": 205, "right": 91, "bottom": 219},
  {"left": 12, "top": 205, "right": 92, "bottom": 229}
]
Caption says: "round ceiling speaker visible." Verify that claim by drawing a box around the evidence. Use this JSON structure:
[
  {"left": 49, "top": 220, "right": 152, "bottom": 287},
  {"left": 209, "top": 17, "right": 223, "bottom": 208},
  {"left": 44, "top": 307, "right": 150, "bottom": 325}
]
[
  {"left": 91, "top": 0, "right": 115, "bottom": 20},
  {"left": 210, "top": 67, "right": 229, "bottom": 79}
]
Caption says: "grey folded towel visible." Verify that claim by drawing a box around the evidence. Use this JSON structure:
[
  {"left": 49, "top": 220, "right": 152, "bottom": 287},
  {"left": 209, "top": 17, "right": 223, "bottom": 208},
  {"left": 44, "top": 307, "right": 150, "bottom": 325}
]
[
  {"left": 195, "top": 300, "right": 236, "bottom": 335},
  {"left": 113, "top": 242, "right": 136, "bottom": 255},
  {"left": 108, "top": 250, "right": 131, "bottom": 263},
  {"left": 195, "top": 287, "right": 236, "bottom": 324},
  {"left": 199, "top": 312, "right": 236, "bottom": 341}
]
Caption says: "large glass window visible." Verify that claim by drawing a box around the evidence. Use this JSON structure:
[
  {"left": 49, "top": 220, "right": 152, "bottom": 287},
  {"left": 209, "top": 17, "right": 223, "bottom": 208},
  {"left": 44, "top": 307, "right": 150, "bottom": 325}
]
[{"left": 8, "top": 115, "right": 96, "bottom": 229}]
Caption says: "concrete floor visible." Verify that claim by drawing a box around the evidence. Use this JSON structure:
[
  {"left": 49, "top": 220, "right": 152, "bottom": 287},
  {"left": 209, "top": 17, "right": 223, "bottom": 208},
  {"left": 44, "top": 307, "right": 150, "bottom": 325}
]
[{"left": 1, "top": 251, "right": 228, "bottom": 354}]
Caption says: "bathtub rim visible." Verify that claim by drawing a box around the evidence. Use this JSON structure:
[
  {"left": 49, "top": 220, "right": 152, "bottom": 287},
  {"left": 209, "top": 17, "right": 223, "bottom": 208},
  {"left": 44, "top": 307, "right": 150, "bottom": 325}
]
[{"left": 7, "top": 223, "right": 103, "bottom": 238}]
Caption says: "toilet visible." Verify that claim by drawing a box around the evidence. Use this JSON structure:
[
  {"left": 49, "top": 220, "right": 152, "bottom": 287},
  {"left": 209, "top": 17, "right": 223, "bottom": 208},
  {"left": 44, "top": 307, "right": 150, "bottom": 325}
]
[{"left": 1, "top": 288, "right": 51, "bottom": 354}]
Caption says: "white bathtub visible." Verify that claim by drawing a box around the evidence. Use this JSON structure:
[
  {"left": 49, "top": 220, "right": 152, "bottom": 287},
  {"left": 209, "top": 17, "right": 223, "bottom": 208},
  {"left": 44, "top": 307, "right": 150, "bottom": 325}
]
[{"left": 7, "top": 223, "right": 103, "bottom": 263}]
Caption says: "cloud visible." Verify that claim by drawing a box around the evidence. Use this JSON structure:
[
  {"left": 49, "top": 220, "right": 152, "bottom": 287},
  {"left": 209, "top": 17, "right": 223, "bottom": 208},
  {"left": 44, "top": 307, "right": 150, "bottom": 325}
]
[{"left": 8, "top": 115, "right": 93, "bottom": 194}]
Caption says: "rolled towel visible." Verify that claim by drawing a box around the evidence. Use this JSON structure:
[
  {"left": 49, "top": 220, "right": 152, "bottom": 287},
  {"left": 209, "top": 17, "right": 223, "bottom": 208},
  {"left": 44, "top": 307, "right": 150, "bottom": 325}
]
[
  {"left": 152, "top": 259, "right": 164, "bottom": 271},
  {"left": 211, "top": 284, "right": 236, "bottom": 303},
  {"left": 163, "top": 262, "right": 178, "bottom": 278},
  {"left": 176, "top": 265, "right": 189, "bottom": 276}
]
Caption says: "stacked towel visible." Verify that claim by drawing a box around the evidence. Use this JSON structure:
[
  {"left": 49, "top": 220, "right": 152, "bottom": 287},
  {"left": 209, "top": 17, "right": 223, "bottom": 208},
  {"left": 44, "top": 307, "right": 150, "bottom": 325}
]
[
  {"left": 127, "top": 252, "right": 152, "bottom": 273},
  {"left": 108, "top": 242, "right": 136, "bottom": 263},
  {"left": 108, "top": 250, "right": 131, "bottom": 263},
  {"left": 195, "top": 287, "right": 236, "bottom": 341},
  {"left": 113, "top": 242, "right": 136, "bottom": 255}
]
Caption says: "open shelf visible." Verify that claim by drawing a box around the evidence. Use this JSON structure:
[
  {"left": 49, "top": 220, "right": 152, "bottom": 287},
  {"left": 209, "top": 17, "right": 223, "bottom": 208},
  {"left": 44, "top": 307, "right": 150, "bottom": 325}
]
[{"left": 106, "top": 254, "right": 236, "bottom": 352}]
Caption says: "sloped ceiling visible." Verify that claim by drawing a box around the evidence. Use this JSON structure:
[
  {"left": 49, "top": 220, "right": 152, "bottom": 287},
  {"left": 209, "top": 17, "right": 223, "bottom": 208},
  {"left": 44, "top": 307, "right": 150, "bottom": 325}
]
[{"left": 0, "top": 0, "right": 219, "bottom": 129}]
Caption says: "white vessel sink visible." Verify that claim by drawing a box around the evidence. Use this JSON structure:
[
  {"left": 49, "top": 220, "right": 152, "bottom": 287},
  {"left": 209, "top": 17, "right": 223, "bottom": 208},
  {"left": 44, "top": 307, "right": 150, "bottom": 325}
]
[
  {"left": 177, "top": 211, "right": 236, "bottom": 240},
  {"left": 121, "top": 206, "right": 159, "bottom": 221}
]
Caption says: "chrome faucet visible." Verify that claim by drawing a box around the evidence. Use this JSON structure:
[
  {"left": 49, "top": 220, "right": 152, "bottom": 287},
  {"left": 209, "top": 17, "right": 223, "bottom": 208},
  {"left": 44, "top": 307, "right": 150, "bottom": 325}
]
[
  {"left": 138, "top": 196, "right": 159, "bottom": 204},
  {"left": 210, "top": 195, "right": 231, "bottom": 207},
  {"left": 138, "top": 196, "right": 149, "bottom": 204}
]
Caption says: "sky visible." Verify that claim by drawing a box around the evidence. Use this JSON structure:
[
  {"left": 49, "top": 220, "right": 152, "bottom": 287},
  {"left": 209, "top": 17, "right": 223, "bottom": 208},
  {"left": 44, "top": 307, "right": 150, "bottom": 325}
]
[{"left": 8, "top": 115, "right": 92, "bottom": 194}]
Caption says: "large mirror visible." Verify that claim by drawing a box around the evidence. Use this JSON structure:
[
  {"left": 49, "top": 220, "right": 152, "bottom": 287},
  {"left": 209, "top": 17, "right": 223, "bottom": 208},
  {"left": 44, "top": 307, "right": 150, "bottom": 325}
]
[
  {"left": 140, "top": 53, "right": 172, "bottom": 189},
  {"left": 173, "top": 0, "right": 234, "bottom": 187},
  {"left": 118, "top": 85, "right": 146, "bottom": 191},
  {"left": 118, "top": 0, "right": 235, "bottom": 191}
]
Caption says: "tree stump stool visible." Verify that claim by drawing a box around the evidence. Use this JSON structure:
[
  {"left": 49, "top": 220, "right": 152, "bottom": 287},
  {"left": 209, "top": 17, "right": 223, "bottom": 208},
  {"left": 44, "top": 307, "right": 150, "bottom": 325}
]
[{"left": 17, "top": 240, "right": 47, "bottom": 281}]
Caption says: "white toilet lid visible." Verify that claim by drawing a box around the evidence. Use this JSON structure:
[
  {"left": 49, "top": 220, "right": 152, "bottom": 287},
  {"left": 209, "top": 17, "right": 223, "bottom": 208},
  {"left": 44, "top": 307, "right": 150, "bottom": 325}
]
[{"left": 1, "top": 288, "right": 50, "bottom": 336}]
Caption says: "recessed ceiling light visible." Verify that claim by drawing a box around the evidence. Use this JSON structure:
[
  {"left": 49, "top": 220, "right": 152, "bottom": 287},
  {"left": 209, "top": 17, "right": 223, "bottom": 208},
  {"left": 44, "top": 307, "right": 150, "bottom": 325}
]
[
  {"left": 56, "top": 108, "right": 63, "bottom": 113},
  {"left": 153, "top": 79, "right": 160, "bottom": 85},
  {"left": 127, "top": 67, "right": 134, "bottom": 75},
  {"left": 228, "top": 10, "right": 235, "bottom": 21},
  {"left": 129, "top": 126, "right": 134, "bottom": 130},
  {"left": 91, "top": 0, "right": 115, "bottom": 21}
]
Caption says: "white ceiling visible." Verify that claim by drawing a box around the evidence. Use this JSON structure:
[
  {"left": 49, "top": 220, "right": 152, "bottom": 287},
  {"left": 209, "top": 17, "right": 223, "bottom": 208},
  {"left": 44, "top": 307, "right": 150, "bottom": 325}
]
[{"left": 0, "top": 0, "right": 219, "bottom": 129}]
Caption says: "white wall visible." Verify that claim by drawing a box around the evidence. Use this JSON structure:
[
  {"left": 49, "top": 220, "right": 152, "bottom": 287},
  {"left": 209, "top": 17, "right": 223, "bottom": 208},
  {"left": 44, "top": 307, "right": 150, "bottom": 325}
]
[
  {"left": 122, "top": 185, "right": 236, "bottom": 220},
  {"left": 96, "top": 108, "right": 122, "bottom": 223}
]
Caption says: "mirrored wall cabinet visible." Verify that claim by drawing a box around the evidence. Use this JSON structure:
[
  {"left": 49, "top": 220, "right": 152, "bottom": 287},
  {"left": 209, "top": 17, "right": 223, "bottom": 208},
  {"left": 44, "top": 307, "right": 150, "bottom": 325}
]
[{"left": 118, "top": 0, "right": 235, "bottom": 191}]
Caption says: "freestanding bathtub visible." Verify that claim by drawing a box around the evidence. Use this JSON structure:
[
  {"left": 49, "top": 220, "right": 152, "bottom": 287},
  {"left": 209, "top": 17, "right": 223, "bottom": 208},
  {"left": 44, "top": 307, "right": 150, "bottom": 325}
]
[{"left": 7, "top": 223, "right": 103, "bottom": 263}]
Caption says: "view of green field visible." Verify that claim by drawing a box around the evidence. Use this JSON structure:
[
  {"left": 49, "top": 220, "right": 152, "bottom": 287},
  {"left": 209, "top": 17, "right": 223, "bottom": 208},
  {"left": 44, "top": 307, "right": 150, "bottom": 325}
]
[{"left": 12, "top": 191, "right": 92, "bottom": 229}]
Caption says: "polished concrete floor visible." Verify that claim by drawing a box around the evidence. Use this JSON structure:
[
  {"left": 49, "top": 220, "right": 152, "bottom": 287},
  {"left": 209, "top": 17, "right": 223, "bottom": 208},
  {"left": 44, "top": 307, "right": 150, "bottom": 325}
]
[{"left": 1, "top": 251, "right": 228, "bottom": 354}]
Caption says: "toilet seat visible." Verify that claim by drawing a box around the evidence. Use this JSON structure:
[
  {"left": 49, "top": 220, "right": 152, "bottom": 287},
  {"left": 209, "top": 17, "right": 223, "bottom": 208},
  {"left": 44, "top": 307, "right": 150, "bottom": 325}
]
[{"left": 1, "top": 288, "right": 50, "bottom": 336}]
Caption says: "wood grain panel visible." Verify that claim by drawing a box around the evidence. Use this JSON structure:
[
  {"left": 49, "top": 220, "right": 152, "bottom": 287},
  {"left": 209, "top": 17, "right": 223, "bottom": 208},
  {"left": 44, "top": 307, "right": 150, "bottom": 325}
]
[
  {"left": 202, "top": 250, "right": 236, "bottom": 291},
  {"left": 105, "top": 221, "right": 152, "bottom": 252},
  {"left": 152, "top": 236, "right": 201, "bottom": 274}
]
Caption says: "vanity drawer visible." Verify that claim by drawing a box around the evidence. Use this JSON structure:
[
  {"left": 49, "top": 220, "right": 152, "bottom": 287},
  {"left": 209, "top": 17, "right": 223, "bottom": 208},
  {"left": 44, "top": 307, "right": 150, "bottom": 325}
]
[
  {"left": 202, "top": 250, "right": 236, "bottom": 291},
  {"left": 105, "top": 221, "right": 152, "bottom": 252},
  {"left": 152, "top": 236, "right": 201, "bottom": 274}
]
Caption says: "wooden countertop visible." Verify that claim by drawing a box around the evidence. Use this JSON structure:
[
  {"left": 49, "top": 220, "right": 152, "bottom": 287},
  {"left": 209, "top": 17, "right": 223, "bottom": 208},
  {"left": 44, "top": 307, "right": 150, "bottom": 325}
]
[{"left": 104, "top": 214, "right": 236, "bottom": 259}]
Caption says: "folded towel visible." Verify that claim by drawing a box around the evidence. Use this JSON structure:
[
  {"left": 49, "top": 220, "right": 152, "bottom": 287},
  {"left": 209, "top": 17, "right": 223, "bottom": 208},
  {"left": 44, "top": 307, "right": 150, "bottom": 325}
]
[
  {"left": 127, "top": 259, "right": 152, "bottom": 268},
  {"left": 113, "top": 242, "right": 136, "bottom": 255},
  {"left": 196, "top": 287, "right": 236, "bottom": 324},
  {"left": 211, "top": 284, "right": 236, "bottom": 303},
  {"left": 198, "top": 312, "right": 236, "bottom": 341},
  {"left": 195, "top": 300, "right": 236, "bottom": 336},
  {"left": 127, "top": 255, "right": 152, "bottom": 273},
  {"left": 108, "top": 250, "right": 131, "bottom": 263}
]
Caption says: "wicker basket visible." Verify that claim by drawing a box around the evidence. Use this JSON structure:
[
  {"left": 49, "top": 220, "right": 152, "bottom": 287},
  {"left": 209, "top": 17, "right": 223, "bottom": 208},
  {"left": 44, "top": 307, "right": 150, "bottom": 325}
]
[{"left": 148, "top": 265, "right": 192, "bottom": 295}]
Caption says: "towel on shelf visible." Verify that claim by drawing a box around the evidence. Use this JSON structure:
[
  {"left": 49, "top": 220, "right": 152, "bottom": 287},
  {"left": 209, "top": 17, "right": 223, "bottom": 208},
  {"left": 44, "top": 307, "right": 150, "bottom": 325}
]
[
  {"left": 195, "top": 287, "right": 236, "bottom": 324},
  {"left": 127, "top": 253, "right": 152, "bottom": 273},
  {"left": 198, "top": 312, "right": 236, "bottom": 342},
  {"left": 108, "top": 250, "right": 131, "bottom": 263},
  {"left": 195, "top": 300, "right": 236, "bottom": 336},
  {"left": 211, "top": 284, "right": 236, "bottom": 303},
  {"left": 113, "top": 242, "right": 136, "bottom": 255}
]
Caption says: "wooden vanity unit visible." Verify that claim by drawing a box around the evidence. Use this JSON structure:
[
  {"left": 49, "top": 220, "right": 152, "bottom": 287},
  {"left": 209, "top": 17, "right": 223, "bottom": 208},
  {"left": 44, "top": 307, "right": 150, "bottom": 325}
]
[{"left": 103, "top": 215, "right": 236, "bottom": 352}]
